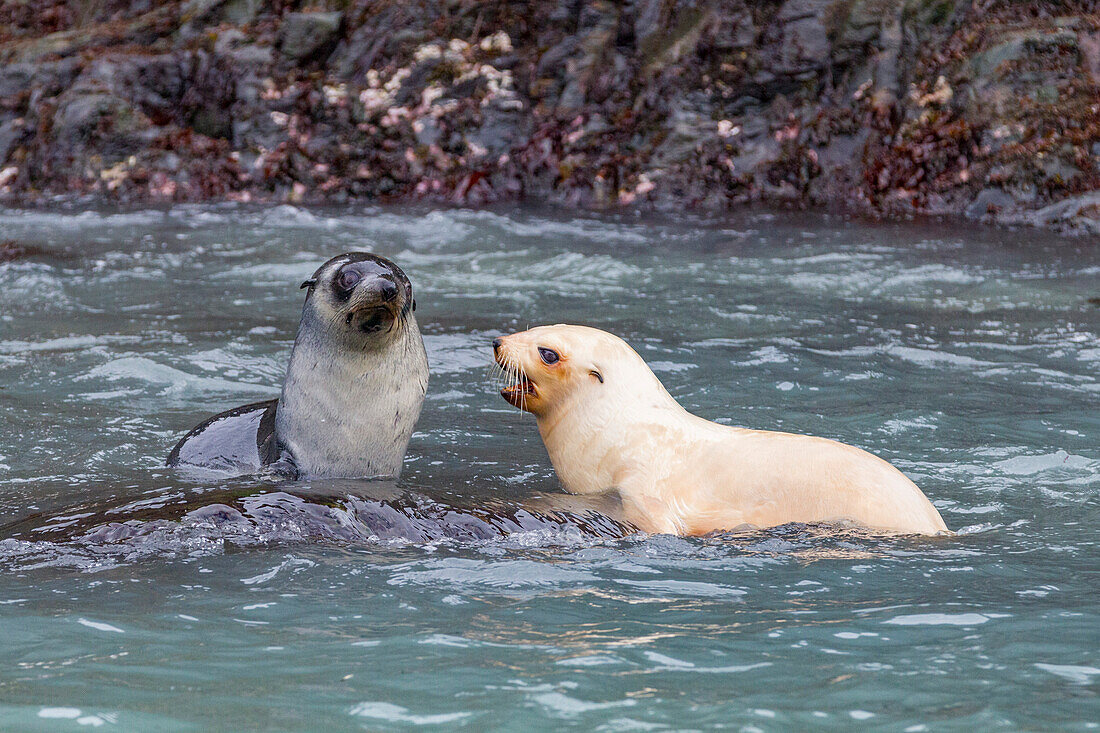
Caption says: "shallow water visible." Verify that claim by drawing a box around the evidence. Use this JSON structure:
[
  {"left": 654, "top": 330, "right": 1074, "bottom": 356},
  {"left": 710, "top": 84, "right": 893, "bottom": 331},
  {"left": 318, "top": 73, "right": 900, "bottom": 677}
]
[{"left": 0, "top": 205, "right": 1098, "bottom": 730}]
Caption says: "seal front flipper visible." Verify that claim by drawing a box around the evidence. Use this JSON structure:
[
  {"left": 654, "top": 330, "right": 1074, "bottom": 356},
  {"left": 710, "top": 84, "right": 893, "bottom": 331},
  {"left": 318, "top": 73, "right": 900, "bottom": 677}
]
[{"left": 167, "top": 399, "right": 282, "bottom": 476}]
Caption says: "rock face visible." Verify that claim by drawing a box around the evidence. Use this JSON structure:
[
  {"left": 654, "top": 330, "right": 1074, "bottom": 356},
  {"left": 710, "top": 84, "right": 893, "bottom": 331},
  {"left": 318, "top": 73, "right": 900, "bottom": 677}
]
[{"left": 0, "top": 0, "right": 1097, "bottom": 233}]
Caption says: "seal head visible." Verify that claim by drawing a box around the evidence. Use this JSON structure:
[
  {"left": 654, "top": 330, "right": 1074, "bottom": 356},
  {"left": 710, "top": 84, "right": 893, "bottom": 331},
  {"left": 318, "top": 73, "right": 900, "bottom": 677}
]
[{"left": 298, "top": 252, "right": 416, "bottom": 339}]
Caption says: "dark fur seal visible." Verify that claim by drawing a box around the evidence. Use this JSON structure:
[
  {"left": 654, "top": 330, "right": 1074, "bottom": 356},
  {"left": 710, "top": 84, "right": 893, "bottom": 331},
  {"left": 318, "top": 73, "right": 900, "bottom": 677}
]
[{"left": 167, "top": 252, "right": 429, "bottom": 479}]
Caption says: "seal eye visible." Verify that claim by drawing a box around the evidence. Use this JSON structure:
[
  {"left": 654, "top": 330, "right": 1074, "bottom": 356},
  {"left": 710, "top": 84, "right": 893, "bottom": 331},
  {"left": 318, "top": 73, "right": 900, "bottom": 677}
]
[
  {"left": 336, "top": 269, "right": 361, "bottom": 293},
  {"left": 538, "top": 347, "right": 560, "bottom": 365}
]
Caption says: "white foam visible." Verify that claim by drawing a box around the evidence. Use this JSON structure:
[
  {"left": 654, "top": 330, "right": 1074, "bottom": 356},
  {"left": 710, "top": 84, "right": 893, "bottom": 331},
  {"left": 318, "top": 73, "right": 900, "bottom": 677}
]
[
  {"left": 39, "top": 708, "right": 82, "bottom": 719},
  {"left": 615, "top": 578, "right": 746, "bottom": 598},
  {"left": 77, "top": 618, "right": 124, "bottom": 633},
  {"left": 82, "top": 357, "right": 278, "bottom": 398},
  {"left": 994, "top": 451, "right": 1094, "bottom": 475},
  {"left": 882, "top": 613, "right": 1007, "bottom": 626},
  {"left": 1034, "top": 663, "right": 1100, "bottom": 684},
  {"left": 530, "top": 691, "right": 636, "bottom": 717},
  {"left": 349, "top": 702, "right": 472, "bottom": 724},
  {"left": 388, "top": 558, "right": 598, "bottom": 589}
]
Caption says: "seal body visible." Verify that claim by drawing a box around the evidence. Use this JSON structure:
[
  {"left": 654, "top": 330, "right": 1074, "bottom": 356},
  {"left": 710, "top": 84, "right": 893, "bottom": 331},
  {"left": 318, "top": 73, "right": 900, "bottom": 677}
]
[
  {"left": 493, "top": 325, "right": 948, "bottom": 536},
  {"left": 168, "top": 253, "right": 428, "bottom": 479}
]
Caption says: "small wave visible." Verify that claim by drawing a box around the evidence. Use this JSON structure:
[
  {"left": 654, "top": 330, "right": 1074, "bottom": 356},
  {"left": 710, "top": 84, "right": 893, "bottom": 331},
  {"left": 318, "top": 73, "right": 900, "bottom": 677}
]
[
  {"left": 993, "top": 450, "right": 1096, "bottom": 476},
  {"left": 81, "top": 356, "right": 279, "bottom": 398},
  {"left": 0, "top": 207, "right": 167, "bottom": 230},
  {"left": 1034, "top": 663, "right": 1100, "bottom": 684},
  {"left": 349, "top": 701, "right": 473, "bottom": 725},
  {"left": 884, "top": 346, "right": 995, "bottom": 368},
  {"left": 882, "top": 612, "right": 1009, "bottom": 626},
  {"left": 0, "top": 335, "right": 108, "bottom": 355},
  {"left": 422, "top": 333, "right": 497, "bottom": 374},
  {"left": 388, "top": 557, "right": 600, "bottom": 589}
]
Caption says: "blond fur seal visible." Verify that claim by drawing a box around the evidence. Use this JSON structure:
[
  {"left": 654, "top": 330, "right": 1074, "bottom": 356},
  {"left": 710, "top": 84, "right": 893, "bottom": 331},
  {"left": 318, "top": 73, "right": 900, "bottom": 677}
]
[{"left": 493, "top": 325, "right": 948, "bottom": 536}]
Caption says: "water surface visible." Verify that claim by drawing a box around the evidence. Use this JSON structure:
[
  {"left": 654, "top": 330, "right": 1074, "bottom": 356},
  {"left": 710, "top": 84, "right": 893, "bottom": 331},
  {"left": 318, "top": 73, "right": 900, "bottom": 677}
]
[{"left": 0, "top": 205, "right": 1097, "bottom": 730}]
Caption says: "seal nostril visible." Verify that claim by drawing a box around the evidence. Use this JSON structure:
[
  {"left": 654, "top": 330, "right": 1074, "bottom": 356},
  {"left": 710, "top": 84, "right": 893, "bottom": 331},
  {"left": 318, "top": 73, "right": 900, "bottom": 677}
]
[
  {"left": 379, "top": 280, "right": 399, "bottom": 301},
  {"left": 492, "top": 338, "right": 503, "bottom": 351}
]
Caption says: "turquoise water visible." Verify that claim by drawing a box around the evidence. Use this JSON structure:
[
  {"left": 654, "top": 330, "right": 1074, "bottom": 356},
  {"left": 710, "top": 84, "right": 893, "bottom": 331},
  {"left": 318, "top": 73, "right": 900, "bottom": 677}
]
[{"left": 0, "top": 205, "right": 1097, "bottom": 730}]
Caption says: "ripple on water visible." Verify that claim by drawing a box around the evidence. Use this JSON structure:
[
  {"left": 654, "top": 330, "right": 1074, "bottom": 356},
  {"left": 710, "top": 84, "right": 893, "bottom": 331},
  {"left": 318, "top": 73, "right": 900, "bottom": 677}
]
[{"left": 82, "top": 356, "right": 280, "bottom": 399}]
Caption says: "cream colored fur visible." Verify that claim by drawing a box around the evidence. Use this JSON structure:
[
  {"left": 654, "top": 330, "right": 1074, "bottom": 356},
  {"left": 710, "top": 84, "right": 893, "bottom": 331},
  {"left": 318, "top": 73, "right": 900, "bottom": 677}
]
[{"left": 495, "top": 325, "right": 948, "bottom": 536}]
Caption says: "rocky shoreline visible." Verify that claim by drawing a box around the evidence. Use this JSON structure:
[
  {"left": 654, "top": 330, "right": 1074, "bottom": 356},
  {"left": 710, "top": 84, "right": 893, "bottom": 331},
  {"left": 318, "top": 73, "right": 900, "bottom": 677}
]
[{"left": 1, "top": 0, "right": 1097, "bottom": 234}]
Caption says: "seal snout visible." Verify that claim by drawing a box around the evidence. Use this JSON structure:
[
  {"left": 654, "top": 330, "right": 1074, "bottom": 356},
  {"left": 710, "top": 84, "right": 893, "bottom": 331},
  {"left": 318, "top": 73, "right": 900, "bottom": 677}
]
[
  {"left": 493, "top": 334, "right": 538, "bottom": 410},
  {"left": 372, "top": 278, "right": 400, "bottom": 302},
  {"left": 499, "top": 372, "right": 537, "bottom": 409},
  {"left": 349, "top": 275, "right": 402, "bottom": 307}
]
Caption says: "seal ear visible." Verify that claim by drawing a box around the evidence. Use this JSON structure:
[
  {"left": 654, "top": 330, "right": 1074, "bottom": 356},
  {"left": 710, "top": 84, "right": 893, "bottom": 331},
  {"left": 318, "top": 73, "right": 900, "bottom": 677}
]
[
  {"left": 300, "top": 261, "right": 329, "bottom": 291},
  {"left": 589, "top": 369, "right": 604, "bottom": 384}
]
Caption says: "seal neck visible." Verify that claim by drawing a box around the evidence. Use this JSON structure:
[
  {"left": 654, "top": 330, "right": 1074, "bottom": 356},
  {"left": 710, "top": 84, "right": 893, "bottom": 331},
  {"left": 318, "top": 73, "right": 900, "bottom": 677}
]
[{"left": 536, "top": 377, "right": 689, "bottom": 496}]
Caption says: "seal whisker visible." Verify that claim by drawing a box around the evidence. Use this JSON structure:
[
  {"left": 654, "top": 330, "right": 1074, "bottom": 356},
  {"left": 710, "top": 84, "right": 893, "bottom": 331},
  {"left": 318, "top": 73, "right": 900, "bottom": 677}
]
[
  {"left": 506, "top": 353, "right": 528, "bottom": 412},
  {"left": 504, "top": 353, "right": 517, "bottom": 397},
  {"left": 487, "top": 351, "right": 506, "bottom": 389}
]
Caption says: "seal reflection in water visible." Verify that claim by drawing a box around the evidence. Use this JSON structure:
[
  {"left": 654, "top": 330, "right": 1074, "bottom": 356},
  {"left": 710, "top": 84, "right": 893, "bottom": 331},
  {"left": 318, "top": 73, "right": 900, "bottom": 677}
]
[
  {"left": 167, "top": 253, "right": 428, "bottom": 479},
  {"left": 493, "top": 325, "right": 948, "bottom": 536}
]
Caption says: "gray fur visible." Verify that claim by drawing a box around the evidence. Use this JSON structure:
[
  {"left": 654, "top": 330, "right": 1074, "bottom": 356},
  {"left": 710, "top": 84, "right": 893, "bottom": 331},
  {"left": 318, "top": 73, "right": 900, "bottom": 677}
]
[
  {"left": 276, "top": 295, "right": 428, "bottom": 478},
  {"left": 168, "top": 252, "right": 428, "bottom": 479}
]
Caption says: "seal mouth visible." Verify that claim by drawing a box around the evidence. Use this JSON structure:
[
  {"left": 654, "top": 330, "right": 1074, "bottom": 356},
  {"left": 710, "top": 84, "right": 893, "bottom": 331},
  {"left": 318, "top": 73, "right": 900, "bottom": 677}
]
[
  {"left": 500, "top": 373, "right": 537, "bottom": 407},
  {"left": 494, "top": 347, "right": 537, "bottom": 410},
  {"left": 345, "top": 304, "right": 399, "bottom": 334}
]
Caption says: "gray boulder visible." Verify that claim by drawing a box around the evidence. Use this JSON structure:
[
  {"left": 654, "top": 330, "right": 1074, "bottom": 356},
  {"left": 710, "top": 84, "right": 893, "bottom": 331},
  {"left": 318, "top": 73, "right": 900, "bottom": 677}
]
[{"left": 279, "top": 12, "right": 344, "bottom": 63}]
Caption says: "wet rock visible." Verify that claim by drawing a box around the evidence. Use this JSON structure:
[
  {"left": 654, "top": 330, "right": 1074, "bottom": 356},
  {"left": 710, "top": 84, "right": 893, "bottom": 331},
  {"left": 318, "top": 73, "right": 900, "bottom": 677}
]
[
  {"left": 870, "top": 3, "right": 903, "bottom": 107},
  {"left": 180, "top": 0, "right": 263, "bottom": 36},
  {"left": 557, "top": 1, "right": 620, "bottom": 110},
  {"left": 278, "top": 11, "right": 343, "bottom": 63},
  {"left": 971, "top": 30, "right": 1080, "bottom": 82},
  {"left": 653, "top": 106, "right": 714, "bottom": 165},
  {"left": 0, "top": 58, "right": 80, "bottom": 100},
  {"left": 54, "top": 92, "right": 145, "bottom": 145},
  {"left": 75, "top": 54, "right": 187, "bottom": 128},
  {"left": 0, "top": 240, "right": 50, "bottom": 262},
  {"left": 636, "top": 0, "right": 715, "bottom": 73},
  {"left": 1003, "top": 192, "right": 1100, "bottom": 235},
  {"left": 220, "top": 0, "right": 263, "bottom": 25},
  {"left": 965, "top": 187, "right": 1019, "bottom": 219},
  {"left": 836, "top": 0, "right": 888, "bottom": 50},
  {"left": 0, "top": 63, "right": 35, "bottom": 99}
]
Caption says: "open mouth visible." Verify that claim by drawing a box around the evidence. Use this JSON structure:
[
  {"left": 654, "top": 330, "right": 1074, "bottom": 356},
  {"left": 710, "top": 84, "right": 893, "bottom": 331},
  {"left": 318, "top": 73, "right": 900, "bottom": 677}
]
[
  {"left": 346, "top": 304, "right": 397, "bottom": 334},
  {"left": 495, "top": 349, "right": 537, "bottom": 408},
  {"left": 500, "top": 372, "right": 536, "bottom": 406}
]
